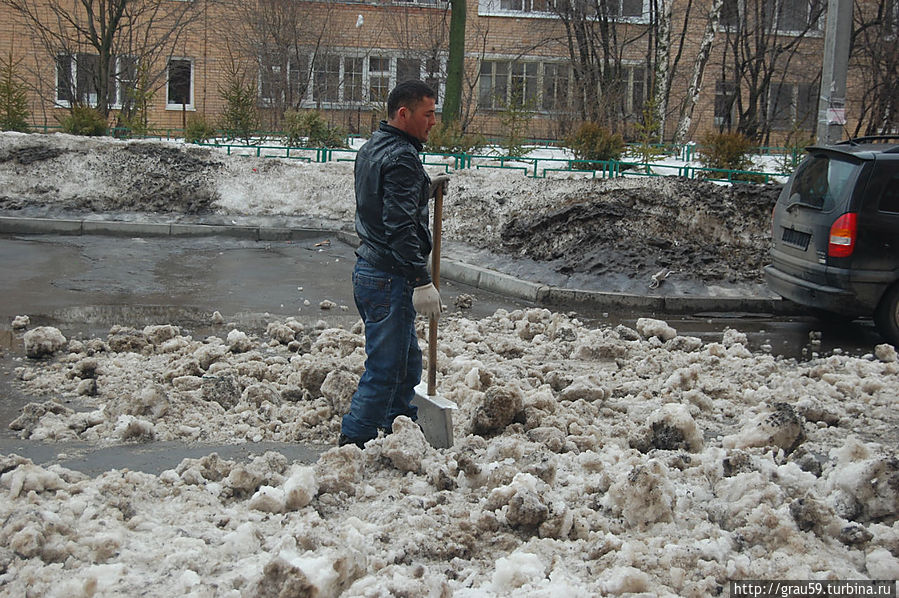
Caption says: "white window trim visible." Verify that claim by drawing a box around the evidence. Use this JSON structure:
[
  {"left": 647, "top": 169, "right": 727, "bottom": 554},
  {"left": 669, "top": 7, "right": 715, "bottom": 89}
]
[
  {"left": 55, "top": 54, "right": 75, "bottom": 108},
  {"left": 381, "top": 0, "right": 449, "bottom": 6},
  {"left": 478, "top": 56, "right": 579, "bottom": 114},
  {"left": 54, "top": 54, "right": 134, "bottom": 110},
  {"left": 477, "top": 0, "right": 648, "bottom": 23},
  {"left": 263, "top": 50, "right": 446, "bottom": 111},
  {"left": 166, "top": 57, "right": 195, "bottom": 111},
  {"left": 717, "top": 0, "right": 824, "bottom": 35}
]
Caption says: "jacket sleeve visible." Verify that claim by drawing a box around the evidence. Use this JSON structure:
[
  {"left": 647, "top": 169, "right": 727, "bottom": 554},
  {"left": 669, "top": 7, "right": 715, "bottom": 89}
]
[{"left": 382, "top": 154, "right": 431, "bottom": 285}]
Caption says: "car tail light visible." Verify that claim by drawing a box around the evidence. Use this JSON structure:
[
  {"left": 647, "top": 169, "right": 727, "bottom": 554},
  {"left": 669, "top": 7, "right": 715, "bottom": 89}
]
[{"left": 828, "top": 212, "right": 857, "bottom": 258}]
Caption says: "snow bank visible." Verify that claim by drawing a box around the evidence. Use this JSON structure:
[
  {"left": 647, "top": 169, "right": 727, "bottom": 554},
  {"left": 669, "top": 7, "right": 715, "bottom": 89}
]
[{"left": 2, "top": 309, "right": 898, "bottom": 595}]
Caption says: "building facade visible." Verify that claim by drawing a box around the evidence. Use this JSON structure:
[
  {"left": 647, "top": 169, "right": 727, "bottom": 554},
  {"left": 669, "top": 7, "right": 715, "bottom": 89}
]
[{"left": 1, "top": 0, "right": 894, "bottom": 144}]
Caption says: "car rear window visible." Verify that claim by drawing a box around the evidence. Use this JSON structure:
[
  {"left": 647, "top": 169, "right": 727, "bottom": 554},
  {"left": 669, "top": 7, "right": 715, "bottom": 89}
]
[{"left": 789, "top": 155, "right": 859, "bottom": 211}]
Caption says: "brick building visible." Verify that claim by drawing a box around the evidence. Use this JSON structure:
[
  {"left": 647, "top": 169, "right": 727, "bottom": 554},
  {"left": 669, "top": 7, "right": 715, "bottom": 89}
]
[{"left": 0, "top": 0, "right": 892, "bottom": 143}]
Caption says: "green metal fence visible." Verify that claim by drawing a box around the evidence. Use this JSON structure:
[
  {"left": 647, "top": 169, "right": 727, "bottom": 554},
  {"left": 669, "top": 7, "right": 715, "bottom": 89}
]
[
  {"left": 190, "top": 140, "right": 785, "bottom": 183},
  {"left": 18, "top": 126, "right": 790, "bottom": 183}
]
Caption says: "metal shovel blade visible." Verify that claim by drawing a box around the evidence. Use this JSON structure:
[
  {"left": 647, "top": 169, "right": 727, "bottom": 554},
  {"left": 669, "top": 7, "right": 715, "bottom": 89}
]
[{"left": 412, "top": 382, "right": 457, "bottom": 449}]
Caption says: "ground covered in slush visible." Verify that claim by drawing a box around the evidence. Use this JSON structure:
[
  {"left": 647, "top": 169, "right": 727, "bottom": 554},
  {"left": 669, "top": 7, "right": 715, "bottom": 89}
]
[
  {"left": 0, "top": 133, "right": 897, "bottom": 596},
  {"left": 0, "top": 131, "right": 779, "bottom": 295}
]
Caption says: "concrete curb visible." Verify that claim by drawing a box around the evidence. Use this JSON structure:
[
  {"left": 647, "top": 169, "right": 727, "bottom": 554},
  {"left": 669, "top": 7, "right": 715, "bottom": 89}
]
[
  {"left": 1, "top": 214, "right": 791, "bottom": 315},
  {"left": 0, "top": 216, "right": 335, "bottom": 242}
]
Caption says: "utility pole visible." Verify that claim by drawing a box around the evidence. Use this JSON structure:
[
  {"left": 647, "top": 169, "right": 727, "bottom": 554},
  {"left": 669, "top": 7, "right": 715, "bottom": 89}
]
[{"left": 816, "top": 0, "right": 853, "bottom": 144}]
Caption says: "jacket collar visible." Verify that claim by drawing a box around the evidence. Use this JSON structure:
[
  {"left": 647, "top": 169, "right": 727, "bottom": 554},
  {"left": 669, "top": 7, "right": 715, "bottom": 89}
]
[{"left": 379, "top": 121, "right": 423, "bottom": 152}]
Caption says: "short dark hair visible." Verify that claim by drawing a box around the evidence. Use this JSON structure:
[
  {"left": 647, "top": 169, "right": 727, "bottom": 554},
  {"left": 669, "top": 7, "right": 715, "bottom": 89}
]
[{"left": 387, "top": 80, "right": 436, "bottom": 120}]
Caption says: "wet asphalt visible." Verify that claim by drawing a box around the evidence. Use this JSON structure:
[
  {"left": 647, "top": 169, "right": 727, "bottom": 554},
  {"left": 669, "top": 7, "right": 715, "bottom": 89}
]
[
  {"left": 0, "top": 232, "right": 884, "bottom": 476},
  {"left": 0, "top": 232, "right": 536, "bottom": 475}
]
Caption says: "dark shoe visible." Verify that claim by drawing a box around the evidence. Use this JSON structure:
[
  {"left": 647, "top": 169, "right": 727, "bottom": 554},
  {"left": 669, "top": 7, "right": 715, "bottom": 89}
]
[{"left": 338, "top": 434, "right": 367, "bottom": 449}]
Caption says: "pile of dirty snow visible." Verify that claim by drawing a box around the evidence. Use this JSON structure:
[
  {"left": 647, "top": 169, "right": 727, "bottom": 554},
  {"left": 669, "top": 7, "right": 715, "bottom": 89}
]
[
  {"left": 0, "top": 132, "right": 778, "bottom": 295},
  {"left": 2, "top": 311, "right": 898, "bottom": 595}
]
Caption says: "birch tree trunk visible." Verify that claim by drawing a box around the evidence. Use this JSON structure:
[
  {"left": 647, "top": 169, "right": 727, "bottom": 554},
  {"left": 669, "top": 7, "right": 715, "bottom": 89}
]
[
  {"left": 653, "top": 0, "right": 673, "bottom": 141},
  {"left": 674, "top": 0, "right": 724, "bottom": 144}
]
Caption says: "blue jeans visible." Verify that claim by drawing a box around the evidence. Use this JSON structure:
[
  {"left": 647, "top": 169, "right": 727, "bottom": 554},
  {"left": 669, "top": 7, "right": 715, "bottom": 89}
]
[{"left": 341, "top": 258, "right": 421, "bottom": 441}]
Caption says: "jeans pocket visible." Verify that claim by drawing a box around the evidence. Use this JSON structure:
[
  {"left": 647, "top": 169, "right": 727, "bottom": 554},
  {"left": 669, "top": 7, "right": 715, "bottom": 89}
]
[{"left": 354, "top": 271, "right": 392, "bottom": 323}]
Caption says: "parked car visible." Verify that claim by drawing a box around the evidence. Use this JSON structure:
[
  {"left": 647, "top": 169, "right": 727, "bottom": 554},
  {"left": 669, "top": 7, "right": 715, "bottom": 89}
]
[{"left": 765, "top": 136, "right": 899, "bottom": 345}]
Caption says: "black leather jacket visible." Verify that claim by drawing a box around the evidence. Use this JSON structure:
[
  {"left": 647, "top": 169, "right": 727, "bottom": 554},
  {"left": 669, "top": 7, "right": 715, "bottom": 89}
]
[{"left": 354, "top": 121, "right": 432, "bottom": 286}]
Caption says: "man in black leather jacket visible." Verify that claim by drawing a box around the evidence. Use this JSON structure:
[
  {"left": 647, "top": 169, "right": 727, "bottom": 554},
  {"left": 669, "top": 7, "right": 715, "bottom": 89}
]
[{"left": 340, "top": 80, "right": 449, "bottom": 448}]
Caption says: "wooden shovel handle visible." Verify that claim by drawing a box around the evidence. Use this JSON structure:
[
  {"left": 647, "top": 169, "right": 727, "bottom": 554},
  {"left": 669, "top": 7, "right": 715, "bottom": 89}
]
[{"left": 427, "top": 184, "right": 443, "bottom": 396}]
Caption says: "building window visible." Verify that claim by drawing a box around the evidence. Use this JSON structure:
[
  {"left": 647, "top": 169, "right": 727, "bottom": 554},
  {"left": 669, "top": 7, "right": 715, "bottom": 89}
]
[
  {"left": 714, "top": 80, "right": 737, "bottom": 127},
  {"left": 775, "top": 0, "right": 824, "bottom": 30},
  {"left": 500, "top": 0, "right": 554, "bottom": 11},
  {"left": 397, "top": 57, "right": 421, "bottom": 85},
  {"left": 602, "top": 0, "right": 644, "bottom": 18},
  {"left": 260, "top": 53, "right": 311, "bottom": 107},
  {"left": 888, "top": 0, "right": 899, "bottom": 35},
  {"left": 483, "top": 0, "right": 643, "bottom": 17},
  {"left": 542, "top": 63, "right": 570, "bottom": 111},
  {"left": 257, "top": 52, "right": 444, "bottom": 109},
  {"left": 369, "top": 57, "right": 391, "bottom": 102},
  {"left": 313, "top": 55, "right": 341, "bottom": 103},
  {"left": 627, "top": 66, "right": 645, "bottom": 114},
  {"left": 289, "top": 57, "right": 310, "bottom": 105},
  {"left": 345, "top": 57, "right": 364, "bottom": 102},
  {"left": 166, "top": 58, "right": 193, "bottom": 109},
  {"left": 720, "top": 0, "right": 822, "bottom": 31},
  {"left": 259, "top": 53, "right": 284, "bottom": 106},
  {"left": 719, "top": 0, "right": 739, "bottom": 27},
  {"left": 116, "top": 56, "right": 138, "bottom": 107},
  {"left": 480, "top": 60, "right": 575, "bottom": 111},
  {"left": 510, "top": 62, "right": 538, "bottom": 107},
  {"left": 768, "top": 81, "right": 817, "bottom": 130},
  {"left": 424, "top": 57, "right": 442, "bottom": 103},
  {"left": 56, "top": 53, "right": 137, "bottom": 108},
  {"left": 75, "top": 53, "right": 100, "bottom": 106},
  {"left": 479, "top": 61, "right": 508, "bottom": 110}
]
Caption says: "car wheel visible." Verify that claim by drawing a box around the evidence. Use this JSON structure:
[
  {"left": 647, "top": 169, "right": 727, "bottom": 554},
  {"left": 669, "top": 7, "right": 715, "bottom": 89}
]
[{"left": 874, "top": 283, "right": 899, "bottom": 346}]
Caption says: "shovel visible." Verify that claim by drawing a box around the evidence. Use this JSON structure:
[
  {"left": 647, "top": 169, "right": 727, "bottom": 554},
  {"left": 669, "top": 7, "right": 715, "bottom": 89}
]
[{"left": 412, "top": 183, "right": 458, "bottom": 449}]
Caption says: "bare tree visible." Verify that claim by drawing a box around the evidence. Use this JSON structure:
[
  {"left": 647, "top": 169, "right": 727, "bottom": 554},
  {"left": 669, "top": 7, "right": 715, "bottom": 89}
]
[
  {"left": 652, "top": 0, "right": 703, "bottom": 140},
  {"left": 714, "top": 0, "right": 825, "bottom": 142},
  {"left": 849, "top": 0, "right": 898, "bottom": 135},
  {"left": 2, "top": 0, "right": 207, "bottom": 118},
  {"left": 222, "top": 0, "right": 345, "bottom": 129},
  {"left": 674, "top": 0, "right": 725, "bottom": 143},
  {"left": 549, "top": 0, "right": 650, "bottom": 131},
  {"left": 650, "top": 0, "right": 674, "bottom": 138},
  {"left": 382, "top": 4, "right": 450, "bottom": 93},
  {"left": 459, "top": 15, "right": 491, "bottom": 132}
]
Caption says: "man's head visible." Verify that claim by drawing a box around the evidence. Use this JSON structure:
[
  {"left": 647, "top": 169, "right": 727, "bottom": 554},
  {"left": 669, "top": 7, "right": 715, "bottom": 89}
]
[{"left": 387, "top": 80, "right": 438, "bottom": 143}]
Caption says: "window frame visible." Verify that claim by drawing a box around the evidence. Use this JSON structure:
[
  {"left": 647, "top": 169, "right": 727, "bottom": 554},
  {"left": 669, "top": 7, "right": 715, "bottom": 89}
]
[
  {"left": 479, "top": 0, "right": 647, "bottom": 22},
  {"left": 369, "top": 56, "right": 391, "bottom": 103},
  {"left": 714, "top": 80, "right": 738, "bottom": 128},
  {"left": 165, "top": 57, "right": 194, "bottom": 111},
  {"left": 541, "top": 63, "right": 570, "bottom": 111},
  {"left": 257, "top": 51, "right": 445, "bottom": 110},
  {"left": 718, "top": 0, "right": 823, "bottom": 34},
  {"left": 767, "top": 81, "right": 818, "bottom": 131},
  {"left": 258, "top": 52, "right": 311, "bottom": 108},
  {"left": 479, "top": 58, "right": 582, "bottom": 114},
  {"left": 55, "top": 53, "right": 136, "bottom": 109}
]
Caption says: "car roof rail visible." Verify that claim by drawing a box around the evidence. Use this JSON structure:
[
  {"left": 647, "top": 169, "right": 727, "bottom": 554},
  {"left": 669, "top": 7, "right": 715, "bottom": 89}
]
[{"left": 837, "top": 135, "right": 899, "bottom": 150}]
